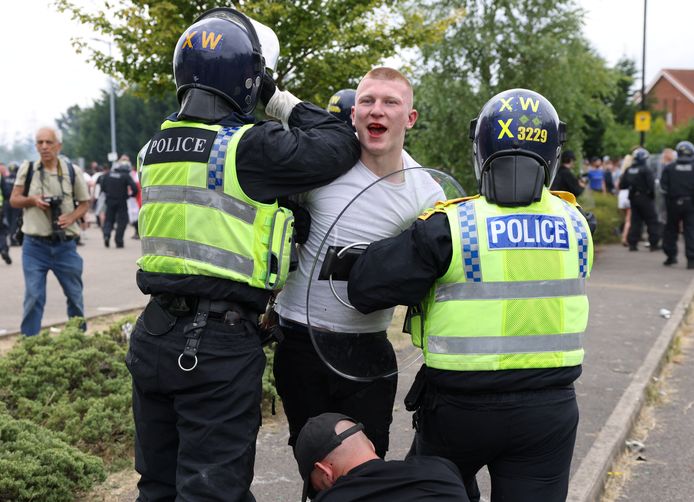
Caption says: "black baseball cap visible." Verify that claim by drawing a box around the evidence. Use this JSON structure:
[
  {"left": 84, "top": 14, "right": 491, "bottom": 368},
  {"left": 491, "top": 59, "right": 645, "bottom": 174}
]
[{"left": 294, "top": 413, "right": 364, "bottom": 501}]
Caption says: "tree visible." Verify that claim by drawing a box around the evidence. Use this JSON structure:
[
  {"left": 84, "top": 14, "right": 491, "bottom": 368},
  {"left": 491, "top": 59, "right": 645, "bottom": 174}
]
[
  {"left": 57, "top": 90, "right": 178, "bottom": 166},
  {"left": 56, "top": 0, "right": 450, "bottom": 107},
  {"left": 407, "top": 0, "right": 616, "bottom": 192}
]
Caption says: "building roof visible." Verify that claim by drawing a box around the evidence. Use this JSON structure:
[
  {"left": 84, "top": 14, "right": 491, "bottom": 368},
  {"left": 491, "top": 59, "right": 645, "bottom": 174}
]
[{"left": 645, "top": 69, "right": 694, "bottom": 105}]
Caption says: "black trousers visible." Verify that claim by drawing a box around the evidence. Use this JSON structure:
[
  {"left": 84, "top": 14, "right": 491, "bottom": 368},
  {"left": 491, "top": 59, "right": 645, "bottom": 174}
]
[
  {"left": 104, "top": 199, "right": 129, "bottom": 246},
  {"left": 126, "top": 308, "right": 265, "bottom": 502},
  {"left": 414, "top": 387, "right": 578, "bottom": 502},
  {"left": 628, "top": 193, "right": 661, "bottom": 248},
  {"left": 273, "top": 320, "right": 397, "bottom": 457},
  {"left": 663, "top": 197, "right": 694, "bottom": 262}
]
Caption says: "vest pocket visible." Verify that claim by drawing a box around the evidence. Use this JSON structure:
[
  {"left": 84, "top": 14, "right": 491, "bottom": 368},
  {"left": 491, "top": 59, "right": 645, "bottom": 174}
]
[{"left": 265, "top": 207, "right": 295, "bottom": 289}]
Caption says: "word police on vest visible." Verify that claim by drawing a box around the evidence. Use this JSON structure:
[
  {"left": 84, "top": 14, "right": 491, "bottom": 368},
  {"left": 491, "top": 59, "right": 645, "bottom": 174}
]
[
  {"left": 145, "top": 127, "right": 217, "bottom": 165},
  {"left": 487, "top": 214, "right": 569, "bottom": 249}
]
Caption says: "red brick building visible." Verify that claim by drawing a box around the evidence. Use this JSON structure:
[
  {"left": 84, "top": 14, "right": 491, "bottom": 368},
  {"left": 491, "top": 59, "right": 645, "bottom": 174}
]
[{"left": 645, "top": 69, "right": 694, "bottom": 128}]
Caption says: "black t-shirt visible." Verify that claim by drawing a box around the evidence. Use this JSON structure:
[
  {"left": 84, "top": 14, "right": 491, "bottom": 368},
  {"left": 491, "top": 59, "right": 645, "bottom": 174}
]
[
  {"left": 550, "top": 165, "right": 584, "bottom": 197},
  {"left": 315, "top": 457, "right": 469, "bottom": 502}
]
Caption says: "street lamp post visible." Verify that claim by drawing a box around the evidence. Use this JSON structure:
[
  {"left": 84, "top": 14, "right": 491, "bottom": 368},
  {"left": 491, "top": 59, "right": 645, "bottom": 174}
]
[
  {"left": 91, "top": 38, "right": 117, "bottom": 163},
  {"left": 640, "top": 0, "right": 647, "bottom": 147}
]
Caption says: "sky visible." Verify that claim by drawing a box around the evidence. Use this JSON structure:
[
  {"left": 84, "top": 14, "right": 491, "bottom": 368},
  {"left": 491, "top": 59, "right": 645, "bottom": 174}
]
[{"left": 0, "top": 0, "right": 692, "bottom": 148}]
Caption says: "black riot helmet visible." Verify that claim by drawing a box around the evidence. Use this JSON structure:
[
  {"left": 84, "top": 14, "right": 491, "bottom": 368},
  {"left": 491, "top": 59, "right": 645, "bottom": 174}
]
[
  {"left": 676, "top": 141, "right": 694, "bottom": 163},
  {"left": 469, "top": 88, "right": 566, "bottom": 206},
  {"left": 173, "top": 8, "right": 265, "bottom": 115},
  {"left": 632, "top": 147, "right": 650, "bottom": 165},
  {"left": 327, "top": 89, "right": 356, "bottom": 131}
]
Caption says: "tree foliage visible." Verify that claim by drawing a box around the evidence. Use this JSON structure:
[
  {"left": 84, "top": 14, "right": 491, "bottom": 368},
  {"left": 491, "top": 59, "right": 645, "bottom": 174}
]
[
  {"left": 407, "top": 0, "right": 617, "bottom": 192},
  {"left": 55, "top": 0, "right": 450, "bottom": 107},
  {"left": 57, "top": 89, "right": 178, "bottom": 166}
]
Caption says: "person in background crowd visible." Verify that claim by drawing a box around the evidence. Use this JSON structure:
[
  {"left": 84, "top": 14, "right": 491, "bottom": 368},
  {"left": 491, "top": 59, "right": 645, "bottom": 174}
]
[
  {"left": 661, "top": 141, "right": 694, "bottom": 268},
  {"left": 585, "top": 156, "right": 606, "bottom": 193},
  {"left": 617, "top": 154, "right": 633, "bottom": 246},
  {"left": 5, "top": 162, "right": 21, "bottom": 246},
  {"left": 0, "top": 165, "right": 12, "bottom": 263},
  {"left": 603, "top": 158, "right": 615, "bottom": 194},
  {"left": 100, "top": 155, "right": 138, "bottom": 248},
  {"left": 656, "top": 148, "right": 677, "bottom": 225},
  {"left": 620, "top": 148, "right": 661, "bottom": 252},
  {"left": 550, "top": 150, "right": 584, "bottom": 197},
  {"left": 9, "top": 126, "right": 90, "bottom": 336}
]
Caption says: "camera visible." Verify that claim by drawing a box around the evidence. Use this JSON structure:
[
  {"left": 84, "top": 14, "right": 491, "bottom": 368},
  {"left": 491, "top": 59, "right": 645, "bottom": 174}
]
[{"left": 44, "top": 196, "right": 67, "bottom": 241}]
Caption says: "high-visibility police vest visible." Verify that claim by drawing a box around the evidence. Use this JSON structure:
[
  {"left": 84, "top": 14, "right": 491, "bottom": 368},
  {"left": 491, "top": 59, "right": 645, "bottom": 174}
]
[
  {"left": 413, "top": 190, "right": 592, "bottom": 371},
  {"left": 137, "top": 120, "right": 294, "bottom": 290}
]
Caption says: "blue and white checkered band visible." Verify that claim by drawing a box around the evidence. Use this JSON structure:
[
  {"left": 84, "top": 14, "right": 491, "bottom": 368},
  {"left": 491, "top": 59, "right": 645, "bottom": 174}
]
[
  {"left": 208, "top": 126, "right": 240, "bottom": 190},
  {"left": 562, "top": 201, "right": 589, "bottom": 278},
  {"left": 458, "top": 202, "right": 482, "bottom": 282}
]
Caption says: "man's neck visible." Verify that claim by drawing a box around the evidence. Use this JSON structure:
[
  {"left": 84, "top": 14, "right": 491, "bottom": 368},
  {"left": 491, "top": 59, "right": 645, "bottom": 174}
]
[
  {"left": 360, "top": 149, "right": 404, "bottom": 182},
  {"left": 41, "top": 158, "right": 59, "bottom": 171}
]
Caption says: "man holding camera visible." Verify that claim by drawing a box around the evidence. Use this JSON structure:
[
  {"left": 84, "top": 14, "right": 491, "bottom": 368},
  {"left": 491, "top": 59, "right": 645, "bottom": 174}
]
[{"left": 9, "top": 126, "right": 90, "bottom": 336}]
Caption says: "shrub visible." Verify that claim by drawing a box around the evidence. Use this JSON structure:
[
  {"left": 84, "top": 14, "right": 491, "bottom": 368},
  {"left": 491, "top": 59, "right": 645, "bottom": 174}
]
[
  {"left": 578, "top": 191, "right": 623, "bottom": 245},
  {"left": 0, "top": 403, "right": 105, "bottom": 502},
  {"left": 0, "top": 318, "right": 134, "bottom": 466}
]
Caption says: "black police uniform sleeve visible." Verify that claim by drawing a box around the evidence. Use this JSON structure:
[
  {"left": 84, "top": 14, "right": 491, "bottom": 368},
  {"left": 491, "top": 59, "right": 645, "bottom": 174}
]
[
  {"left": 235, "top": 102, "right": 360, "bottom": 202},
  {"left": 347, "top": 213, "right": 453, "bottom": 314},
  {"left": 660, "top": 164, "right": 671, "bottom": 195},
  {"left": 644, "top": 167, "right": 655, "bottom": 197}
]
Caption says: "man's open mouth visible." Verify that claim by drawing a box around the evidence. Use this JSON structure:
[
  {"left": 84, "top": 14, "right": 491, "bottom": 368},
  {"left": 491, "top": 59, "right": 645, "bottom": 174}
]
[{"left": 367, "top": 123, "right": 387, "bottom": 137}]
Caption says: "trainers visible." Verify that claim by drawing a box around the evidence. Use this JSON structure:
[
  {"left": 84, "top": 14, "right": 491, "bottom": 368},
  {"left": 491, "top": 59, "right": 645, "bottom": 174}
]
[
  {"left": 664, "top": 257, "right": 678, "bottom": 266},
  {"left": 1, "top": 250, "right": 11, "bottom": 265}
]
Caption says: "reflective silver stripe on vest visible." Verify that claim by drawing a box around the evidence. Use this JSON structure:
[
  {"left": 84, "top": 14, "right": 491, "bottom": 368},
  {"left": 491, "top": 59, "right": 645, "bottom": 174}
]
[
  {"left": 427, "top": 333, "right": 583, "bottom": 355},
  {"left": 141, "top": 237, "right": 254, "bottom": 277},
  {"left": 142, "top": 186, "right": 256, "bottom": 225},
  {"left": 435, "top": 278, "right": 586, "bottom": 302}
]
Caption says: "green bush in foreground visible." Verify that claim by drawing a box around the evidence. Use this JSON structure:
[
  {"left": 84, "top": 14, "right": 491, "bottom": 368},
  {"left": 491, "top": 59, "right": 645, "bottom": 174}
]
[
  {"left": 0, "top": 318, "right": 134, "bottom": 465},
  {"left": 0, "top": 403, "right": 105, "bottom": 502}
]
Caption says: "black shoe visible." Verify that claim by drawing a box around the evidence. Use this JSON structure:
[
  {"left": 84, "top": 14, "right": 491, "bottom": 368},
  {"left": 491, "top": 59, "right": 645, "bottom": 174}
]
[
  {"left": 688, "top": 262, "right": 694, "bottom": 270},
  {"left": 104, "top": 238, "right": 110, "bottom": 248},
  {"left": 629, "top": 245, "right": 638, "bottom": 251},
  {"left": 131, "top": 234, "right": 140, "bottom": 240},
  {"left": 664, "top": 257, "right": 678, "bottom": 266},
  {"left": 116, "top": 243, "right": 124, "bottom": 249},
  {"left": 1, "top": 250, "right": 11, "bottom": 265},
  {"left": 650, "top": 244, "right": 662, "bottom": 252}
]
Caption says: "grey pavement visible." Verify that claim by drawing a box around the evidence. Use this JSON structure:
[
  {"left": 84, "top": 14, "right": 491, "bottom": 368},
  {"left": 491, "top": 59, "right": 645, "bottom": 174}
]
[
  {"left": 1, "top": 229, "right": 693, "bottom": 502},
  {"left": 0, "top": 225, "right": 146, "bottom": 335},
  {"left": 618, "top": 316, "right": 694, "bottom": 502}
]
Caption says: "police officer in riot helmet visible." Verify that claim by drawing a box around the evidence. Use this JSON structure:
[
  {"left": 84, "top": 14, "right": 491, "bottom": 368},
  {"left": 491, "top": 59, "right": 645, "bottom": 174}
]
[
  {"left": 345, "top": 89, "right": 594, "bottom": 502},
  {"left": 620, "top": 147, "right": 661, "bottom": 251},
  {"left": 326, "top": 89, "right": 356, "bottom": 131},
  {"left": 661, "top": 141, "right": 694, "bottom": 267},
  {"left": 127, "top": 8, "right": 359, "bottom": 501}
]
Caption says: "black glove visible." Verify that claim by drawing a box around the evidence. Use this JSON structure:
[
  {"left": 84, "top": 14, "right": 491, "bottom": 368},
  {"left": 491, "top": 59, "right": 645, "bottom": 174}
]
[
  {"left": 280, "top": 199, "right": 311, "bottom": 244},
  {"left": 578, "top": 207, "right": 597, "bottom": 235},
  {"left": 259, "top": 70, "right": 277, "bottom": 107}
]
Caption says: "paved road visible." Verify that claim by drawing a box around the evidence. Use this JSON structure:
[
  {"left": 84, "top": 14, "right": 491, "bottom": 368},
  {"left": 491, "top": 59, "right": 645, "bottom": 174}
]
[
  {"left": 2, "top": 230, "right": 692, "bottom": 502},
  {"left": 0, "top": 226, "right": 146, "bottom": 335}
]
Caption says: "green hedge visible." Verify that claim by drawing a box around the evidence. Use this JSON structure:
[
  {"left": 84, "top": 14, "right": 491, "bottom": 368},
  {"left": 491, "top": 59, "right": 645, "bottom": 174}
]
[{"left": 577, "top": 190, "right": 624, "bottom": 245}]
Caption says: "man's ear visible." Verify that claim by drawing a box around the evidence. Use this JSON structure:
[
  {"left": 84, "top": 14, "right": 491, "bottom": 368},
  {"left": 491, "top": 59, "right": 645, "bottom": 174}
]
[
  {"left": 407, "top": 109, "right": 418, "bottom": 129},
  {"left": 313, "top": 460, "right": 336, "bottom": 490}
]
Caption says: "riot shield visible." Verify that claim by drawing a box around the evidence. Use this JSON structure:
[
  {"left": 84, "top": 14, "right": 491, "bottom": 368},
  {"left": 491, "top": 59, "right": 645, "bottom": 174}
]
[{"left": 305, "top": 167, "right": 467, "bottom": 382}]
